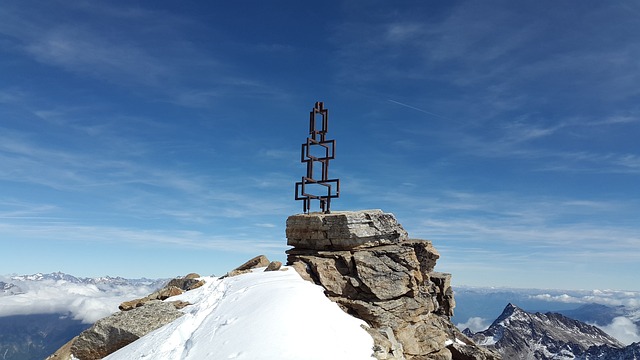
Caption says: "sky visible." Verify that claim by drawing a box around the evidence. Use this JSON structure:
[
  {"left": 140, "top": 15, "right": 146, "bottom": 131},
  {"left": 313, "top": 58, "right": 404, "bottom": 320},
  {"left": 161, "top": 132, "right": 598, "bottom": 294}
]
[{"left": 1, "top": 1, "right": 639, "bottom": 290}]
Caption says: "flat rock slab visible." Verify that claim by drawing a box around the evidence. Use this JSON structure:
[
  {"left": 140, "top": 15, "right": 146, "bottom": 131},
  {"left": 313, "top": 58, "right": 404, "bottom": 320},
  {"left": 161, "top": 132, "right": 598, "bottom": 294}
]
[{"left": 286, "top": 209, "right": 409, "bottom": 250}]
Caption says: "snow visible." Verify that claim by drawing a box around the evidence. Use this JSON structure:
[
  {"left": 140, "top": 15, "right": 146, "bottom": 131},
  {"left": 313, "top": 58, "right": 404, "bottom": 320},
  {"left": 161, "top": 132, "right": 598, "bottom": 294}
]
[
  {"left": 104, "top": 267, "right": 375, "bottom": 360},
  {"left": 445, "top": 338, "right": 467, "bottom": 346},
  {"left": 478, "top": 336, "right": 498, "bottom": 346}
]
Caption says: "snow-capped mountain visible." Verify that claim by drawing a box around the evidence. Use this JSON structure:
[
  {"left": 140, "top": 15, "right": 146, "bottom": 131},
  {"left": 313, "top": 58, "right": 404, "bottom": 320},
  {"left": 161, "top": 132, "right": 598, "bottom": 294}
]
[
  {"left": 8, "top": 271, "right": 166, "bottom": 289},
  {"left": 453, "top": 286, "right": 640, "bottom": 332},
  {"left": 0, "top": 281, "right": 23, "bottom": 296},
  {"left": 10, "top": 271, "right": 82, "bottom": 283},
  {"left": 464, "top": 303, "right": 626, "bottom": 359}
]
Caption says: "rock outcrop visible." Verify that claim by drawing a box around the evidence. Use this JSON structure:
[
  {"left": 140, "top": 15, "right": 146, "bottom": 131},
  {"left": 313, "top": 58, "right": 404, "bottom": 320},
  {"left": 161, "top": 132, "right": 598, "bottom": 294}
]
[
  {"left": 224, "top": 254, "right": 272, "bottom": 277},
  {"left": 46, "top": 274, "right": 204, "bottom": 360},
  {"left": 286, "top": 210, "right": 499, "bottom": 360}
]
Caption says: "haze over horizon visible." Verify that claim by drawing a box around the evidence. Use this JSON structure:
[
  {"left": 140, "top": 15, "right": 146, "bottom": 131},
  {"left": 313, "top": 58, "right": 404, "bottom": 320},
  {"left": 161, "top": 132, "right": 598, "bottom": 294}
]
[{"left": 1, "top": 1, "right": 639, "bottom": 290}]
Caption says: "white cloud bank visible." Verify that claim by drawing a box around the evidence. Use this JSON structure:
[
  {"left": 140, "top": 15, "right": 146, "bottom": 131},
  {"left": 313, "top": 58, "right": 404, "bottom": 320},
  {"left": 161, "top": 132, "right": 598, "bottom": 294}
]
[
  {"left": 0, "top": 278, "right": 159, "bottom": 323},
  {"left": 596, "top": 316, "right": 640, "bottom": 346},
  {"left": 456, "top": 316, "right": 490, "bottom": 332}
]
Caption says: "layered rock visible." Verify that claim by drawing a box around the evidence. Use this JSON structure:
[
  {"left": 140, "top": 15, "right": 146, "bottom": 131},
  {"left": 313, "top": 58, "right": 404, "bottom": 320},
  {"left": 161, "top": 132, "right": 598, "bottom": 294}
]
[{"left": 286, "top": 210, "right": 499, "bottom": 360}]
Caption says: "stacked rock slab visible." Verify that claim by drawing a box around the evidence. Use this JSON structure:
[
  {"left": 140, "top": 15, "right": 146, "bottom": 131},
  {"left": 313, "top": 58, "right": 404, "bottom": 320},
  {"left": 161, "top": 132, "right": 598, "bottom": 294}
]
[{"left": 286, "top": 210, "right": 499, "bottom": 360}]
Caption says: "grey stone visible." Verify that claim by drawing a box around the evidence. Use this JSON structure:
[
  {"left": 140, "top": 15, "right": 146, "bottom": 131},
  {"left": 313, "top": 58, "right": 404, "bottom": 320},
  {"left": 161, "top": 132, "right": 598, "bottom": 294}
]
[
  {"left": 69, "top": 301, "right": 185, "bottom": 360},
  {"left": 226, "top": 255, "right": 271, "bottom": 277},
  {"left": 167, "top": 275, "right": 205, "bottom": 291},
  {"left": 264, "top": 261, "right": 282, "bottom": 271},
  {"left": 234, "top": 255, "right": 271, "bottom": 271},
  {"left": 352, "top": 246, "right": 420, "bottom": 301},
  {"left": 431, "top": 272, "right": 455, "bottom": 317},
  {"left": 286, "top": 210, "right": 409, "bottom": 250}
]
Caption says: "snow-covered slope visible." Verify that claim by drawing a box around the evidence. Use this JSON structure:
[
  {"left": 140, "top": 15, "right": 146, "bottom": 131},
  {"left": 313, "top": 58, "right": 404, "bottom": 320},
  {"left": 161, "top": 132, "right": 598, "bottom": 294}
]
[{"left": 105, "top": 267, "right": 375, "bottom": 360}]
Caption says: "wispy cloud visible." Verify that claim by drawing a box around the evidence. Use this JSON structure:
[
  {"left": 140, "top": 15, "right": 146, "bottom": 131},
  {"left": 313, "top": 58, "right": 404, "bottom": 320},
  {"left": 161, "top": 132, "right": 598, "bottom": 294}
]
[
  {"left": 0, "top": 1, "right": 286, "bottom": 105},
  {"left": 24, "top": 27, "right": 169, "bottom": 85},
  {"left": 0, "top": 200, "right": 58, "bottom": 219},
  {"left": 456, "top": 317, "right": 490, "bottom": 333}
]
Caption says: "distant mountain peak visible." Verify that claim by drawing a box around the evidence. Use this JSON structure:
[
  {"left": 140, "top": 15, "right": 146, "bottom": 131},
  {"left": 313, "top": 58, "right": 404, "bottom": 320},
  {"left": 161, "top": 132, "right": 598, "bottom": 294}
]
[
  {"left": 467, "top": 303, "right": 625, "bottom": 359},
  {"left": 11, "top": 271, "right": 79, "bottom": 282},
  {"left": 491, "top": 302, "right": 527, "bottom": 326},
  {"left": 0, "top": 281, "right": 23, "bottom": 295}
]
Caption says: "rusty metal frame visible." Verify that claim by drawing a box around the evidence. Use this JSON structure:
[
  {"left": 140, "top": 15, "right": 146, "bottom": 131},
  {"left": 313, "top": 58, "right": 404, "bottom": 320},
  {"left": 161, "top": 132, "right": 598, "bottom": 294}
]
[{"left": 295, "top": 102, "right": 340, "bottom": 213}]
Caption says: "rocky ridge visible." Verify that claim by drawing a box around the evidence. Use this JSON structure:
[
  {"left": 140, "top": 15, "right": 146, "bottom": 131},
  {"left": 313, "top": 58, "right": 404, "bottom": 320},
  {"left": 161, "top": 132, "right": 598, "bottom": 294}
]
[
  {"left": 580, "top": 342, "right": 640, "bottom": 359},
  {"left": 286, "top": 209, "right": 499, "bottom": 360},
  {"left": 464, "top": 303, "right": 625, "bottom": 359}
]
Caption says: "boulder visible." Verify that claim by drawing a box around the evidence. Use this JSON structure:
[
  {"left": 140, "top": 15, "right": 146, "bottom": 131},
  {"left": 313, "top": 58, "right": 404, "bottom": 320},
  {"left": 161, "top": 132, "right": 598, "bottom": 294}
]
[
  {"left": 226, "top": 255, "right": 271, "bottom": 277},
  {"left": 167, "top": 275, "right": 205, "bottom": 292},
  {"left": 264, "top": 261, "right": 282, "bottom": 271}
]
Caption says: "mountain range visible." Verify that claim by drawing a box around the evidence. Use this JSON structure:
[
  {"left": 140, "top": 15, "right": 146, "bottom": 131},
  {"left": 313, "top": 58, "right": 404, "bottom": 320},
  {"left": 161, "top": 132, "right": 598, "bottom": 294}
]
[
  {"left": 464, "top": 303, "right": 640, "bottom": 359},
  {"left": 5, "top": 271, "right": 166, "bottom": 289}
]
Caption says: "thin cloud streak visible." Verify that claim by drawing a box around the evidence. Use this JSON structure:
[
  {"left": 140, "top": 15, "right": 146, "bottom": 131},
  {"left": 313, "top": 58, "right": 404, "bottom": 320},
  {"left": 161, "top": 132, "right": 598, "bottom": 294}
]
[{"left": 387, "top": 99, "right": 446, "bottom": 119}]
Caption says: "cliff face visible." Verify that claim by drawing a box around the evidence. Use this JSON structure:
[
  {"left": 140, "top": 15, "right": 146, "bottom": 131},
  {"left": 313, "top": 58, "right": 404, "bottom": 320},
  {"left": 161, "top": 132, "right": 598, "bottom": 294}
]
[{"left": 286, "top": 209, "right": 499, "bottom": 360}]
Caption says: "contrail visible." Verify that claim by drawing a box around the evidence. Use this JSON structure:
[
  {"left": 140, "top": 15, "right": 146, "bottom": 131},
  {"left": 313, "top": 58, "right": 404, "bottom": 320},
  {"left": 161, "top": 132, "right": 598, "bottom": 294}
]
[{"left": 387, "top": 99, "right": 445, "bottom": 119}]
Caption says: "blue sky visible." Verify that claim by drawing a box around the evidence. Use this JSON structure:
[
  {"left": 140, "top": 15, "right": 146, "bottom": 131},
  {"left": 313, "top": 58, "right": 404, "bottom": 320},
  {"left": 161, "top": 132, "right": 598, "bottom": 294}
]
[{"left": 1, "top": 1, "right": 638, "bottom": 290}]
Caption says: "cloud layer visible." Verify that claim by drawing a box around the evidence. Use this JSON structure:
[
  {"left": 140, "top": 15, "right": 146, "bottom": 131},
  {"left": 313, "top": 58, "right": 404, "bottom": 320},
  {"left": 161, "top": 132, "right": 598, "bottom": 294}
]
[
  {"left": 597, "top": 317, "right": 640, "bottom": 346},
  {"left": 0, "top": 277, "right": 160, "bottom": 323}
]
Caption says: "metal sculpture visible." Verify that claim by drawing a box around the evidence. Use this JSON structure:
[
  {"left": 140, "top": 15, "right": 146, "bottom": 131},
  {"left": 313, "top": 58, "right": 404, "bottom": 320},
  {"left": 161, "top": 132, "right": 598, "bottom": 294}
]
[{"left": 295, "top": 102, "right": 340, "bottom": 214}]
